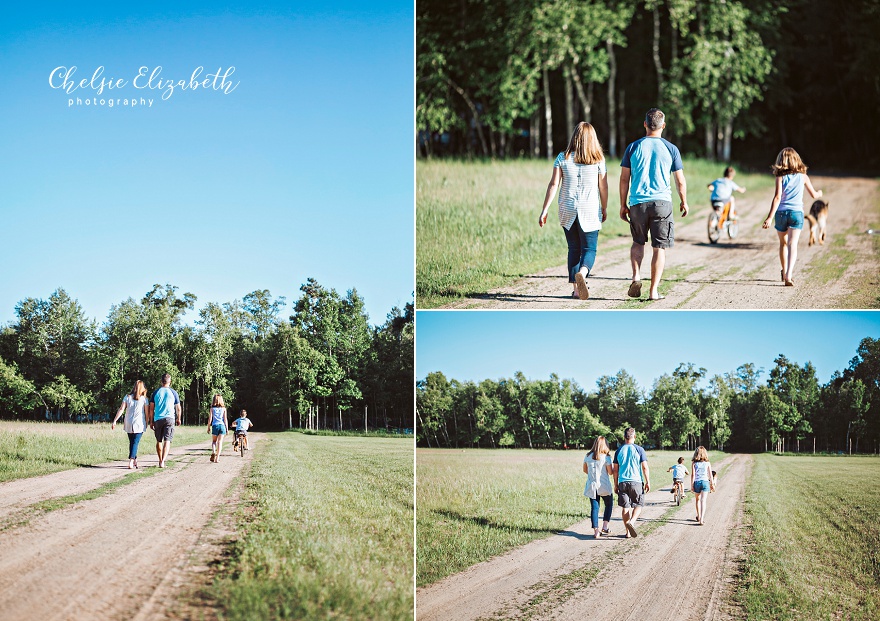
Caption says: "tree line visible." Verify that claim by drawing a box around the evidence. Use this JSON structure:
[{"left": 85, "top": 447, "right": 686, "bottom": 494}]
[
  {"left": 417, "top": 338, "right": 880, "bottom": 453},
  {"left": 417, "top": 0, "right": 880, "bottom": 170},
  {"left": 0, "top": 280, "right": 413, "bottom": 432}
]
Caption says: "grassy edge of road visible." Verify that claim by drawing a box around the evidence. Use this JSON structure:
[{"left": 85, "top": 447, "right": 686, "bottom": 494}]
[
  {"left": 0, "top": 420, "right": 207, "bottom": 482},
  {"left": 215, "top": 432, "right": 414, "bottom": 621},
  {"left": 416, "top": 158, "right": 774, "bottom": 308},
  {"left": 736, "top": 454, "right": 880, "bottom": 620}
]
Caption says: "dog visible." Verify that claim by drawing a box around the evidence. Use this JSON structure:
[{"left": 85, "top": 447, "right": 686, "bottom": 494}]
[{"left": 805, "top": 199, "right": 829, "bottom": 246}]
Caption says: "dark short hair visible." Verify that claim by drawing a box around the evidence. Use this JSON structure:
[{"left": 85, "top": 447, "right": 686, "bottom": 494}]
[
  {"left": 645, "top": 108, "right": 665, "bottom": 130},
  {"left": 678, "top": 457, "right": 684, "bottom": 464},
  {"left": 161, "top": 373, "right": 171, "bottom": 384},
  {"left": 625, "top": 427, "right": 636, "bottom": 440},
  {"left": 724, "top": 166, "right": 735, "bottom": 177}
]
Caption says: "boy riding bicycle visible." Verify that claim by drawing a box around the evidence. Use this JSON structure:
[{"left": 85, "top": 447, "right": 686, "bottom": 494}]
[
  {"left": 231, "top": 409, "right": 253, "bottom": 451},
  {"left": 667, "top": 457, "right": 689, "bottom": 496},
  {"left": 707, "top": 166, "right": 746, "bottom": 219}
]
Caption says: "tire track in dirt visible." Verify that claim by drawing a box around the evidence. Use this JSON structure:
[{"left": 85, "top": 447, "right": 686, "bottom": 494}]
[
  {"left": 441, "top": 176, "right": 879, "bottom": 309},
  {"left": 0, "top": 434, "right": 261, "bottom": 621},
  {"left": 416, "top": 455, "right": 750, "bottom": 621}
]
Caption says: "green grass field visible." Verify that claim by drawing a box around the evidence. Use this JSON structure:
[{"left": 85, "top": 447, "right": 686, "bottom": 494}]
[
  {"left": 416, "top": 158, "right": 775, "bottom": 307},
  {"left": 416, "top": 447, "right": 699, "bottom": 586},
  {"left": 216, "top": 432, "right": 414, "bottom": 620},
  {"left": 0, "top": 420, "right": 207, "bottom": 482},
  {"left": 738, "top": 454, "right": 880, "bottom": 620}
]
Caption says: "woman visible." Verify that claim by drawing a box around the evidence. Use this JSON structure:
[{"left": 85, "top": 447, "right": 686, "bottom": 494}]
[
  {"left": 539, "top": 122, "right": 609, "bottom": 300},
  {"left": 690, "top": 446, "right": 716, "bottom": 525},
  {"left": 583, "top": 436, "right": 614, "bottom": 538},
  {"left": 207, "top": 394, "right": 229, "bottom": 463},
  {"left": 111, "top": 380, "right": 148, "bottom": 469}
]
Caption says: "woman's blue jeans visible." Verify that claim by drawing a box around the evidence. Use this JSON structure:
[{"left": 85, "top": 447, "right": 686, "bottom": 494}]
[
  {"left": 127, "top": 432, "right": 143, "bottom": 459},
  {"left": 564, "top": 217, "right": 599, "bottom": 283},
  {"left": 590, "top": 494, "right": 613, "bottom": 529}
]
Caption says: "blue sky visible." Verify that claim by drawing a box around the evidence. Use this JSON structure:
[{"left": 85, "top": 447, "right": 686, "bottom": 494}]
[
  {"left": 0, "top": 1, "right": 413, "bottom": 326},
  {"left": 416, "top": 311, "right": 880, "bottom": 390}
]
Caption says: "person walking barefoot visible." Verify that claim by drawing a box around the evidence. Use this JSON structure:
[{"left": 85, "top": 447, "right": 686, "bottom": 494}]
[
  {"left": 761, "top": 147, "right": 823, "bottom": 286},
  {"left": 690, "top": 446, "right": 715, "bottom": 525},
  {"left": 619, "top": 108, "right": 689, "bottom": 301},
  {"left": 613, "top": 427, "right": 650, "bottom": 538},
  {"left": 207, "top": 394, "right": 229, "bottom": 463}
]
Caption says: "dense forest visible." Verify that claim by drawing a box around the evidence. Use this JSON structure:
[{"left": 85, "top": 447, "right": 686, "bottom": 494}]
[
  {"left": 417, "top": 337, "right": 880, "bottom": 453},
  {"left": 0, "top": 281, "right": 413, "bottom": 432},
  {"left": 417, "top": 0, "right": 880, "bottom": 171}
]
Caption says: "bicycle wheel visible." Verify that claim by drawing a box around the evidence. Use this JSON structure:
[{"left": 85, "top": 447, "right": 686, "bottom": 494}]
[
  {"left": 675, "top": 487, "right": 682, "bottom": 506},
  {"left": 707, "top": 212, "right": 721, "bottom": 243},
  {"left": 727, "top": 220, "right": 739, "bottom": 239},
  {"left": 241, "top": 438, "right": 246, "bottom": 457}
]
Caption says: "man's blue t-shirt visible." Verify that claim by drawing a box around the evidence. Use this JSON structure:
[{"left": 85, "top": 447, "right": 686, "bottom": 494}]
[
  {"left": 152, "top": 386, "right": 180, "bottom": 421},
  {"left": 614, "top": 443, "right": 648, "bottom": 483},
  {"left": 710, "top": 177, "right": 741, "bottom": 202},
  {"left": 621, "top": 137, "right": 683, "bottom": 205}
]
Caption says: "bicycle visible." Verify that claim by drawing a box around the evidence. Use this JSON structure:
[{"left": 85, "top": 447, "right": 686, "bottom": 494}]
[
  {"left": 672, "top": 480, "right": 685, "bottom": 506},
  {"left": 707, "top": 199, "right": 739, "bottom": 244},
  {"left": 234, "top": 431, "right": 249, "bottom": 457}
]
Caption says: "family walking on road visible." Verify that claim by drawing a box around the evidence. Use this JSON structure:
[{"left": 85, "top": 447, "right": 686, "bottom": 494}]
[
  {"left": 540, "top": 108, "right": 825, "bottom": 301},
  {"left": 111, "top": 373, "right": 251, "bottom": 468},
  {"left": 583, "top": 427, "right": 717, "bottom": 537}
]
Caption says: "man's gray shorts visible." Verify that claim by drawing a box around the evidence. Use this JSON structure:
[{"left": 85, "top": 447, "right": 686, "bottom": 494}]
[
  {"left": 629, "top": 200, "right": 674, "bottom": 248},
  {"left": 617, "top": 481, "right": 645, "bottom": 508},
  {"left": 154, "top": 417, "right": 174, "bottom": 443}
]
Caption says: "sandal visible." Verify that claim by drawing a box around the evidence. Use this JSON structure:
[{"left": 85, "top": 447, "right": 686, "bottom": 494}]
[{"left": 627, "top": 280, "right": 642, "bottom": 298}]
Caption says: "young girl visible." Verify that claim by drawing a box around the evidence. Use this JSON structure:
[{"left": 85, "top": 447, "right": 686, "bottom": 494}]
[
  {"left": 539, "top": 122, "right": 609, "bottom": 300},
  {"left": 207, "top": 394, "right": 229, "bottom": 463},
  {"left": 582, "top": 436, "right": 614, "bottom": 538},
  {"left": 111, "top": 380, "right": 148, "bottom": 469},
  {"left": 762, "top": 148, "right": 823, "bottom": 286},
  {"left": 690, "top": 446, "right": 715, "bottom": 525}
]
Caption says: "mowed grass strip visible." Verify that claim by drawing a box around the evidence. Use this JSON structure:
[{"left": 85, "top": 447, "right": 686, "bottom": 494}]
[
  {"left": 217, "top": 432, "right": 414, "bottom": 621},
  {"left": 738, "top": 454, "right": 880, "bottom": 620},
  {"left": 416, "top": 447, "right": 696, "bottom": 586},
  {"left": 0, "top": 420, "right": 207, "bottom": 482},
  {"left": 416, "top": 158, "right": 773, "bottom": 308}
]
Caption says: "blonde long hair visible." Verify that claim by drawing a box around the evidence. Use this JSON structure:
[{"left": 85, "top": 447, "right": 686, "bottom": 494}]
[
  {"left": 564, "top": 122, "right": 604, "bottom": 165},
  {"left": 588, "top": 436, "right": 610, "bottom": 460},
  {"left": 692, "top": 446, "right": 709, "bottom": 462},
  {"left": 212, "top": 394, "right": 225, "bottom": 408},
  {"left": 771, "top": 147, "right": 808, "bottom": 176},
  {"left": 131, "top": 380, "right": 146, "bottom": 400}
]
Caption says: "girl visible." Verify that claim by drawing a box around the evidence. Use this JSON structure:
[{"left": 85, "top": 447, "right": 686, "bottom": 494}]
[
  {"left": 111, "top": 380, "right": 148, "bottom": 469},
  {"left": 690, "top": 446, "right": 715, "bottom": 525},
  {"left": 207, "top": 394, "right": 229, "bottom": 463},
  {"left": 583, "top": 436, "right": 614, "bottom": 538},
  {"left": 762, "top": 148, "right": 823, "bottom": 286},
  {"left": 539, "top": 122, "right": 609, "bottom": 300}
]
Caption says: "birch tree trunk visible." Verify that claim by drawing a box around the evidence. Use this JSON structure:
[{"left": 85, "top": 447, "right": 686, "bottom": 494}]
[
  {"left": 571, "top": 65, "right": 592, "bottom": 122},
  {"left": 606, "top": 37, "right": 618, "bottom": 157},
  {"left": 652, "top": 5, "right": 664, "bottom": 103},
  {"left": 543, "top": 66, "right": 553, "bottom": 159},
  {"left": 721, "top": 118, "right": 733, "bottom": 161},
  {"left": 563, "top": 64, "right": 574, "bottom": 133}
]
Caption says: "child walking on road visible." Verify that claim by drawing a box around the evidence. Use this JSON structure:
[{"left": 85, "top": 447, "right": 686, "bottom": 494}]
[
  {"left": 762, "top": 148, "right": 823, "bottom": 287},
  {"left": 691, "top": 446, "right": 715, "bottom": 525},
  {"left": 207, "top": 394, "right": 228, "bottom": 463}
]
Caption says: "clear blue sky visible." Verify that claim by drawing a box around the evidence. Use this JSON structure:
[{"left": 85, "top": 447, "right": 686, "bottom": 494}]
[
  {"left": 0, "top": 1, "right": 413, "bottom": 326},
  {"left": 416, "top": 311, "right": 880, "bottom": 390}
]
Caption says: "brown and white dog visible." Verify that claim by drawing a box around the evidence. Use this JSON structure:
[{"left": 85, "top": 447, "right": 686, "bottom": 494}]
[{"left": 805, "top": 199, "right": 829, "bottom": 246}]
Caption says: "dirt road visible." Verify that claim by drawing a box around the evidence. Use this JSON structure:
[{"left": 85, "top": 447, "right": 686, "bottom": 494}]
[
  {"left": 417, "top": 454, "right": 750, "bottom": 621},
  {"left": 443, "top": 176, "right": 879, "bottom": 309},
  {"left": 0, "top": 435, "right": 260, "bottom": 621}
]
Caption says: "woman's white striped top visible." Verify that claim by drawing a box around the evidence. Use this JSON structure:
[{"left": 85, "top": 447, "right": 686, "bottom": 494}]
[{"left": 554, "top": 152, "right": 606, "bottom": 232}]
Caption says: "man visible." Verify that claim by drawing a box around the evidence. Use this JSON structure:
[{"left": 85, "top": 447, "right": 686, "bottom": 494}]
[
  {"left": 148, "top": 373, "right": 181, "bottom": 468},
  {"left": 619, "top": 108, "right": 689, "bottom": 300},
  {"left": 612, "top": 427, "right": 650, "bottom": 538}
]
